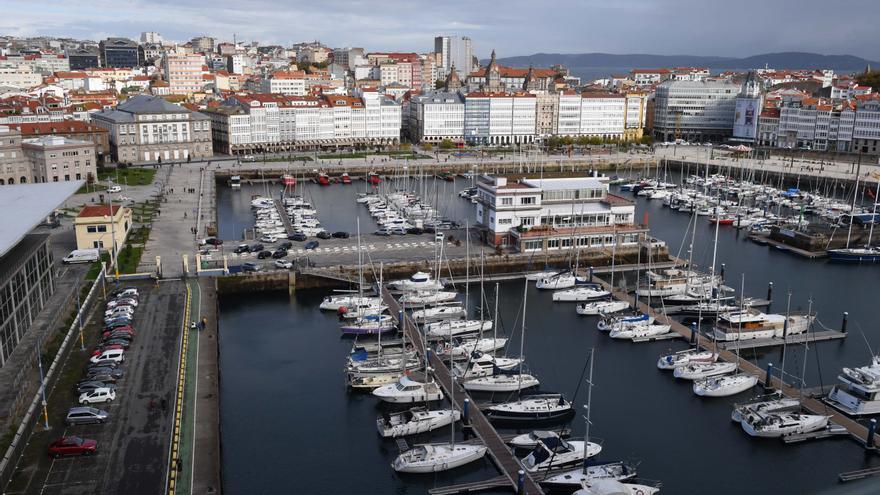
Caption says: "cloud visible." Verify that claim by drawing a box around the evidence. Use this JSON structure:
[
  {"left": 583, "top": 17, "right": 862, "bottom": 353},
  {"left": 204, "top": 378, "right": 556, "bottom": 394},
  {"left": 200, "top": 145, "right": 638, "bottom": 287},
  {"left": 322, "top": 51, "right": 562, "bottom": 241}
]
[{"left": 1, "top": 0, "right": 878, "bottom": 60}]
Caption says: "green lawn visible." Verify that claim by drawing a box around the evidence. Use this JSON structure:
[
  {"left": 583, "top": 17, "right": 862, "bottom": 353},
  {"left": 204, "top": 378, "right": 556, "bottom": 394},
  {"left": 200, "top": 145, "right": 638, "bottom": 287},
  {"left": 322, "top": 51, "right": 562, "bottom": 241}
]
[
  {"left": 116, "top": 245, "right": 144, "bottom": 274},
  {"left": 97, "top": 167, "right": 157, "bottom": 186},
  {"left": 76, "top": 182, "right": 107, "bottom": 195}
]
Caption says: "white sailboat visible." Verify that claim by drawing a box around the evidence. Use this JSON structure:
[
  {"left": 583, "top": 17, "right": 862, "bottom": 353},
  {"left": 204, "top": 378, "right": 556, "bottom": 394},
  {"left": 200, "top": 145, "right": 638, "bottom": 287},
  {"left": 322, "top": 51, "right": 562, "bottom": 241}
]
[
  {"left": 521, "top": 435, "right": 602, "bottom": 473},
  {"left": 536, "top": 272, "right": 589, "bottom": 290},
  {"left": 741, "top": 412, "right": 829, "bottom": 438},
  {"left": 540, "top": 461, "right": 638, "bottom": 489},
  {"left": 399, "top": 290, "right": 458, "bottom": 306},
  {"left": 673, "top": 361, "right": 738, "bottom": 380},
  {"left": 608, "top": 323, "right": 671, "bottom": 340},
  {"left": 552, "top": 287, "right": 611, "bottom": 302},
  {"left": 376, "top": 407, "right": 460, "bottom": 438},
  {"left": 525, "top": 270, "right": 562, "bottom": 281},
  {"left": 656, "top": 348, "right": 718, "bottom": 370},
  {"left": 319, "top": 294, "right": 382, "bottom": 311},
  {"left": 411, "top": 304, "right": 466, "bottom": 322},
  {"left": 573, "top": 479, "right": 661, "bottom": 495},
  {"left": 693, "top": 373, "right": 758, "bottom": 397},
  {"left": 435, "top": 338, "right": 508, "bottom": 360},
  {"left": 463, "top": 373, "right": 540, "bottom": 392},
  {"left": 390, "top": 443, "right": 487, "bottom": 473},
  {"left": 731, "top": 394, "right": 800, "bottom": 423},
  {"left": 424, "top": 319, "right": 492, "bottom": 339},
  {"left": 576, "top": 300, "right": 630, "bottom": 316},
  {"left": 387, "top": 271, "right": 444, "bottom": 292},
  {"left": 372, "top": 375, "right": 444, "bottom": 403}
]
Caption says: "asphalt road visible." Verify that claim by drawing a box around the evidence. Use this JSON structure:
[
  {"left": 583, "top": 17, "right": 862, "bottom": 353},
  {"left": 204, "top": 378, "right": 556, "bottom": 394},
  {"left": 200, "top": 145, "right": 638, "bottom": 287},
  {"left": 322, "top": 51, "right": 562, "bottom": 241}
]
[{"left": 6, "top": 280, "right": 185, "bottom": 495}]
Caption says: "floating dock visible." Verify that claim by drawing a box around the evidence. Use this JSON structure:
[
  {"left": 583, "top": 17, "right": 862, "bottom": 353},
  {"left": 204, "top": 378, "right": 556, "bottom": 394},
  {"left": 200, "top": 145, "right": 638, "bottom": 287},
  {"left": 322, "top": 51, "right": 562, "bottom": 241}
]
[
  {"left": 273, "top": 199, "right": 296, "bottom": 237},
  {"left": 718, "top": 330, "right": 846, "bottom": 351},
  {"left": 382, "top": 287, "right": 544, "bottom": 495}
]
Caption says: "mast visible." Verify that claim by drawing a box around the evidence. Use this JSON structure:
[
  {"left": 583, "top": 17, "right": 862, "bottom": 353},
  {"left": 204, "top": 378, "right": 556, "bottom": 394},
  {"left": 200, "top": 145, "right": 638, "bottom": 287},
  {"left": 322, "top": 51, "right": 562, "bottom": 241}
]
[
  {"left": 581, "top": 348, "right": 595, "bottom": 470},
  {"left": 493, "top": 282, "right": 499, "bottom": 357},
  {"left": 846, "top": 166, "right": 862, "bottom": 249},
  {"left": 780, "top": 291, "right": 792, "bottom": 386},
  {"left": 866, "top": 174, "right": 880, "bottom": 248},
  {"left": 449, "top": 295, "right": 455, "bottom": 448},
  {"left": 518, "top": 279, "right": 528, "bottom": 394},
  {"left": 465, "top": 219, "right": 470, "bottom": 313}
]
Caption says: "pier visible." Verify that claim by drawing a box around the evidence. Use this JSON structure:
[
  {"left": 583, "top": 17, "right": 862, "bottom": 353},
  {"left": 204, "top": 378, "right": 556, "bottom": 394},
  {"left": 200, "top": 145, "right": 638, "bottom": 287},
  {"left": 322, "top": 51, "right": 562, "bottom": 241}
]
[
  {"left": 273, "top": 199, "right": 296, "bottom": 237},
  {"left": 589, "top": 276, "right": 871, "bottom": 447},
  {"left": 718, "top": 330, "right": 846, "bottom": 351},
  {"left": 381, "top": 286, "right": 544, "bottom": 495}
]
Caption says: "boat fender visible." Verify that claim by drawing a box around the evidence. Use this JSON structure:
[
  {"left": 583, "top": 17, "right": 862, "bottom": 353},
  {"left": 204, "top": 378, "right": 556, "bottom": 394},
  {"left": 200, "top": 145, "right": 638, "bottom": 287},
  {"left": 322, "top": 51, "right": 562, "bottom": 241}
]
[{"left": 635, "top": 490, "right": 644, "bottom": 495}]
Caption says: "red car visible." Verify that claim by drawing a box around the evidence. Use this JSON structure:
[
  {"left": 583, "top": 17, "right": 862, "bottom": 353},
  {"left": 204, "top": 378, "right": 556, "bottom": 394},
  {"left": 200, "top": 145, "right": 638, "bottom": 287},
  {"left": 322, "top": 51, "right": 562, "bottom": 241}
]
[
  {"left": 47, "top": 436, "right": 97, "bottom": 458},
  {"left": 91, "top": 344, "right": 125, "bottom": 357},
  {"left": 102, "top": 328, "right": 135, "bottom": 340}
]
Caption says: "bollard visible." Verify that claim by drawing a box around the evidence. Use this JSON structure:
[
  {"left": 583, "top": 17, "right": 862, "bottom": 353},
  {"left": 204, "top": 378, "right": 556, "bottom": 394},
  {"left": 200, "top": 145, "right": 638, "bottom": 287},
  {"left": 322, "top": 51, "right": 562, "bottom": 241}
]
[
  {"left": 517, "top": 470, "right": 525, "bottom": 494},
  {"left": 589, "top": 266, "right": 594, "bottom": 283},
  {"left": 690, "top": 322, "right": 697, "bottom": 345},
  {"left": 767, "top": 282, "right": 773, "bottom": 302},
  {"left": 842, "top": 312, "right": 849, "bottom": 334},
  {"left": 720, "top": 263, "right": 725, "bottom": 281},
  {"left": 463, "top": 397, "right": 470, "bottom": 425},
  {"left": 869, "top": 419, "right": 877, "bottom": 449},
  {"left": 765, "top": 362, "right": 774, "bottom": 391},
  {"left": 398, "top": 310, "right": 404, "bottom": 332}
]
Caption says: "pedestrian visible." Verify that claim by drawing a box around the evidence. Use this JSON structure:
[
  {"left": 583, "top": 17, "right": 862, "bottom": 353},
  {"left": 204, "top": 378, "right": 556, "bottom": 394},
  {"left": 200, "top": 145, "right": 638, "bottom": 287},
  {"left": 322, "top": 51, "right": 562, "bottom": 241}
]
[
  {"left": 184, "top": 212, "right": 187, "bottom": 219},
  {"left": 161, "top": 398, "right": 167, "bottom": 412}
]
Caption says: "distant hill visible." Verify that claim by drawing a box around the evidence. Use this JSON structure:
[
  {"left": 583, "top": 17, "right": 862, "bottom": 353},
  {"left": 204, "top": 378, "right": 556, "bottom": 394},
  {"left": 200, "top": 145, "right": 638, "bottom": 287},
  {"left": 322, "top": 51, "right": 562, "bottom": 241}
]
[{"left": 491, "top": 52, "right": 878, "bottom": 72}]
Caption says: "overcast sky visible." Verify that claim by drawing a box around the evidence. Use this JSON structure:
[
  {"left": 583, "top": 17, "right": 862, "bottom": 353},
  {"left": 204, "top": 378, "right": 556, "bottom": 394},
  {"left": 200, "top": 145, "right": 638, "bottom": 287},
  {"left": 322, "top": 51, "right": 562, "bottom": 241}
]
[{"left": 3, "top": 0, "right": 878, "bottom": 60}]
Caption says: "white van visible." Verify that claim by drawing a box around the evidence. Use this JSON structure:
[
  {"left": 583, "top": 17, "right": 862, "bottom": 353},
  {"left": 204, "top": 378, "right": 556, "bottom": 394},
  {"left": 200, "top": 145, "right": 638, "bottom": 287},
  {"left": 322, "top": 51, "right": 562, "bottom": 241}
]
[
  {"left": 62, "top": 249, "right": 100, "bottom": 264},
  {"left": 90, "top": 349, "right": 124, "bottom": 364}
]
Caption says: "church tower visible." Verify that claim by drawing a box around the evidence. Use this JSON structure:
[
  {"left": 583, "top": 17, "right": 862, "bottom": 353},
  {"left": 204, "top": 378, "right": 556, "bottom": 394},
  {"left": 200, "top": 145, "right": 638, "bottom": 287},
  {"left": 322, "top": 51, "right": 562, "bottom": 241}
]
[
  {"left": 444, "top": 64, "right": 462, "bottom": 91},
  {"left": 522, "top": 65, "right": 540, "bottom": 91},
  {"left": 485, "top": 49, "right": 502, "bottom": 91}
]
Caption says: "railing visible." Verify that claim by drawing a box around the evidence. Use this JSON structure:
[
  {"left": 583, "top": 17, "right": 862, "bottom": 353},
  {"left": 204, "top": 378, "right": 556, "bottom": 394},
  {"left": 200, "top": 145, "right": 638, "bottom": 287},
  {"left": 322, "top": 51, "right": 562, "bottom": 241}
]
[{"left": 0, "top": 270, "right": 105, "bottom": 491}]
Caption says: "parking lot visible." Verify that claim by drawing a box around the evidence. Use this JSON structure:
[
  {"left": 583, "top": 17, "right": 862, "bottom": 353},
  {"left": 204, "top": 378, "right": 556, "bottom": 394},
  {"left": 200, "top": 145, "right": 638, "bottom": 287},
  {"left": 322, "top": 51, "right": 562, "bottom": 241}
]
[{"left": 6, "top": 280, "right": 185, "bottom": 495}]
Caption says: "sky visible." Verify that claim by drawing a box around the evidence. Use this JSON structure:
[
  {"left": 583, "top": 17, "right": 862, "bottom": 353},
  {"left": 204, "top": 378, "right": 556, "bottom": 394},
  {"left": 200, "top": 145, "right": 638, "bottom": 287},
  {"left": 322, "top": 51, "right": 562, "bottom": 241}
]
[{"left": 3, "top": 0, "right": 879, "bottom": 60}]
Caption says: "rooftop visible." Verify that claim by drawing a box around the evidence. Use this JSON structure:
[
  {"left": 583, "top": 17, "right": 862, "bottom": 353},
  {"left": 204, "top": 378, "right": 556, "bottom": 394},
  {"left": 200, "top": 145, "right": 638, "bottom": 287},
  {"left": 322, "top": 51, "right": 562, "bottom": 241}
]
[
  {"left": 522, "top": 177, "right": 606, "bottom": 190},
  {"left": 77, "top": 204, "right": 122, "bottom": 218},
  {"left": 0, "top": 181, "right": 82, "bottom": 257}
]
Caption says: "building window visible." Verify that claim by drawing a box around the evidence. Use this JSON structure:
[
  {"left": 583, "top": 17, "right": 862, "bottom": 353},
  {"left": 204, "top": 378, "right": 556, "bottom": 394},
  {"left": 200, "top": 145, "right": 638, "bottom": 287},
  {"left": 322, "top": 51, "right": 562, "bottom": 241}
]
[
  {"left": 93, "top": 240, "right": 104, "bottom": 248},
  {"left": 501, "top": 197, "right": 513, "bottom": 206},
  {"left": 521, "top": 196, "right": 535, "bottom": 205},
  {"left": 523, "top": 240, "right": 542, "bottom": 251},
  {"left": 521, "top": 217, "right": 534, "bottom": 226},
  {"left": 97, "top": 225, "right": 107, "bottom": 232},
  {"left": 87, "top": 226, "right": 98, "bottom": 233},
  {"left": 547, "top": 239, "right": 560, "bottom": 249}
]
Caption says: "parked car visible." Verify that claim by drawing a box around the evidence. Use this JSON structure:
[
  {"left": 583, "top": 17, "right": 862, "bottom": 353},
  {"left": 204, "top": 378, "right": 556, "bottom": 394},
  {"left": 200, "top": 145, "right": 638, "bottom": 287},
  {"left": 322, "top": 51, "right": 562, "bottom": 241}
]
[
  {"left": 86, "top": 361, "right": 120, "bottom": 372},
  {"left": 48, "top": 436, "right": 98, "bottom": 458},
  {"left": 250, "top": 243, "right": 265, "bottom": 252},
  {"left": 107, "top": 185, "right": 122, "bottom": 193},
  {"left": 279, "top": 241, "right": 293, "bottom": 250},
  {"left": 288, "top": 233, "right": 307, "bottom": 241},
  {"left": 242, "top": 262, "right": 261, "bottom": 272},
  {"left": 99, "top": 339, "right": 131, "bottom": 349},
  {"left": 65, "top": 407, "right": 108, "bottom": 426},
  {"left": 200, "top": 237, "right": 223, "bottom": 246},
  {"left": 271, "top": 249, "right": 288, "bottom": 259},
  {"left": 233, "top": 244, "right": 251, "bottom": 254},
  {"left": 104, "top": 321, "right": 133, "bottom": 332},
  {"left": 257, "top": 250, "right": 272, "bottom": 259},
  {"left": 316, "top": 231, "right": 332, "bottom": 239},
  {"left": 274, "top": 259, "right": 293, "bottom": 270},
  {"left": 435, "top": 232, "right": 445, "bottom": 242},
  {"left": 109, "top": 287, "right": 138, "bottom": 298},
  {"left": 374, "top": 228, "right": 391, "bottom": 236},
  {"left": 89, "top": 349, "right": 124, "bottom": 364},
  {"left": 331, "top": 231, "right": 350, "bottom": 239},
  {"left": 92, "top": 344, "right": 125, "bottom": 356},
  {"left": 102, "top": 330, "right": 135, "bottom": 341},
  {"left": 259, "top": 234, "right": 279, "bottom": 243},
  {"left": 406, "top": 227, "right": 424, "bottom": 235},
  {"left": 75, "top": 381, "right": 117, "bottom": 395},
  {"left": 104, "top": 307, "right": 134, "bottom": 318},
  {"left": 84, "top": 369, "right": 124, "bottom": 382},
  {"left": 391, "top": 227, "right": 407, "bottom": 235},
  {"left": 78, "top": 387, "right": 116, "bottom": 405},
  {"left": 106, "top": 298, "right": 138, "bottom": 309},
  {"left": 304, "top": 241, "right": 319, "bottom": 250}
]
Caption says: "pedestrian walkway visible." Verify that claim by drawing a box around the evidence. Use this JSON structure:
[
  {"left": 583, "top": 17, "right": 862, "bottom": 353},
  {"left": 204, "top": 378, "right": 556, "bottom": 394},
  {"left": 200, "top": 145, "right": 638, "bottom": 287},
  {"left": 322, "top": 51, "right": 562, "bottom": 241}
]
[{"left": 168, "top": 279, "right": 200, "bottom": 495}]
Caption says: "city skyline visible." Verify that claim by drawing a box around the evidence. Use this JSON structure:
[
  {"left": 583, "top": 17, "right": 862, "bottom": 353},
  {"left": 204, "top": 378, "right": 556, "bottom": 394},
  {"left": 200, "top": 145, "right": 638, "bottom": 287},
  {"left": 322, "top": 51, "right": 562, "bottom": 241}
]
[{"left": 3, "top": 0, "right": 879, "bottom": 60}]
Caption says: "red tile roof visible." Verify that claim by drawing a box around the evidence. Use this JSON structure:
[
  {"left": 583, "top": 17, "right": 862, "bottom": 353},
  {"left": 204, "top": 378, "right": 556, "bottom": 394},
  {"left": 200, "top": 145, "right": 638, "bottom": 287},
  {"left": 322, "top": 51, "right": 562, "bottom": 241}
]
[
  {"left": 469, "top": 66, "right": 556, "bottom": 78},
  {"left": 10, "top": 121, "right": 108, "bottom": 135},
  {"left": 78, "top": 204, "right": 121, "bottom": 218}
]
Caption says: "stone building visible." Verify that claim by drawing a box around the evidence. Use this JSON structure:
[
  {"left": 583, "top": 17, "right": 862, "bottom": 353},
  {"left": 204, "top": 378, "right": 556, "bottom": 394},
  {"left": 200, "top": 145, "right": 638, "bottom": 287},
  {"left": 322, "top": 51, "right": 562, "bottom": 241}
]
[{"left": 21, "top": 136, "right": 98, "bottom": 183}]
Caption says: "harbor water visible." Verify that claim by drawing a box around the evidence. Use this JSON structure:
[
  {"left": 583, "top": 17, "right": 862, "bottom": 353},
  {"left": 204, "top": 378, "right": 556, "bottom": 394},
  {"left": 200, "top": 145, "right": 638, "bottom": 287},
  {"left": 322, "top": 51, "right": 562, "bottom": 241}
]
[{"left": 217, "top": 179, "right": 880, "bottom": 494}]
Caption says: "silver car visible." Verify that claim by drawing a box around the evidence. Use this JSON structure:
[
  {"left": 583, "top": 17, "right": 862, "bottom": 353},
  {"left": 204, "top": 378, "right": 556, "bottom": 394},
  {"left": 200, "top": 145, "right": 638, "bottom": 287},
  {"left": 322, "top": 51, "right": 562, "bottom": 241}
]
[{"left": 65, "top": 406, "right": 109, "bottom": 425}]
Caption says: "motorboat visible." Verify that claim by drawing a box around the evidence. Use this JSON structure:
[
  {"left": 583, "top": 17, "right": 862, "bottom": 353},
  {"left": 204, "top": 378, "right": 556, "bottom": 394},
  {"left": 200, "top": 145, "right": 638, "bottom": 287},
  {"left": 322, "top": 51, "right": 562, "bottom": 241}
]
[
  {"left": 826, "top": 356, "right": 880, "bottom": 416},
  {"left": 573, "top": 479, "right": 662, "bottom": 495},
  {"left": 338, "top": 303, "right": 388, "bottom": 320},
  {"left": 521, "top": 434, "right": 601, "bottom": 473},
  {"left": 540, "top": 461, "right": 638, "bottom": 489},
  {"left": 318, "top": 293, "right": 382, "bottom": 311},
  {"left": 399, "top": 291, "right": 458, "bottom": 306},
  {"left": 576, "top": 300, "right": 630, "bottom": 316},
  {"left": 827, "top": 247, "right": 880, "bottom": 263},
  {"left": 348, "top": 372, "right": 401, "bottom": 390},
  {"left": 463, "top": 373, "right": 540, "bottom": 392},
  {"left": 741, "top": 412, "right": 829, "bottom": 438},
  {"left": 412, "top": 305, "right": 466, "bottom": 322},
  {"left": 552, "top": 286, "right": 611, "bottom": 302},
  {"left": 346, "top": 356, "right": 420, "bottom": 377},
  {"left": 424, "top": 320, "right": 492, "bottom": 339},
  {"left": 339, "top": 315, "right": 396, "bottom": 335},
  {"left": 435, "top": 338, "right": 508, "bottom": 360},
  {"left": 391, "top": 443, "right": 487, "bottom": 473},
  {"left": 508, "top": 429, "right": 571, "bottom": 449},
  {"left": 731, "top": 394, "right": 800, "bottom": 423},
  {"left": 315, "top": 172, "right": 330, "bottom": 186},
  {"left": 693, "top": 373, "right": 758, "bottom": 397},
  {"left": 372, "top": 375, "right": 444, "bottom": 403},
  {"left": 368, "top": 172, "right": 382, "bottom": 185},
  {"left": 376, "top": 407, "right": 460, "bottom": 438},
  {"left": 609, "top": 323, "right": 671, "bottom": 340},
  {"left": 485, "top": 394, "right": 574, "bottom": 424},
  {"left": 712, "top": 309, "right": 813, "bottom": 341},
  {"left": 469, "top": 351, "right": 523, "bottom": 372},
  {"left": 657, "top": 348, "right": 718, "bottom": 370},
  {"left": 340, "top": 172, "right": 352, "bottom": 184},
  {"left": 536, "top": 273, "right": 590, "bottom": 290},
  {"left": 673, "top": 361, "right": 738, "bottom": 380},
  {"left": 388, "top": 271, "right": 444, "bottom": 292}
]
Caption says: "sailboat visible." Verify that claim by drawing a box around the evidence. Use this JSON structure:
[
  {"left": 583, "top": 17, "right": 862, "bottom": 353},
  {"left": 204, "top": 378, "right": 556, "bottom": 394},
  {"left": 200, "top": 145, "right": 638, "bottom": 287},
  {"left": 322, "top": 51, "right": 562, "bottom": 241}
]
[
  {"left": 552, "top": 286, "right": 610, "bottom": 302},
  {"left": 399, "top": 290, "right": 458, "bottom": 306},
  {"left": 520, "top": 434, "right": 601, "bottom": 473},
  {"left": 673, "top": 362, "right": 738, "bottom": 380},
  {"left": 693, "top": 373, "right": 758, "bottom": 397},
  {"left": 741, "top": 412, "right": 829, "bottom": 438},
  {"left": 573, "top": 479, "right": 662, "bottom": 495},
  {"left": 372, "top": 374, "right": 444, "bottom": 403},
  {"left": 388, "top": 271, "right": 444, "bottom": 292},
  {"left": 540, "top": 461, "right": 639, "bottom": 490},
  {"left": 485, "top": 393, "right": 575, "bottom": 424},
  {"left": 657, "top": 348, "right": 718, "bottom": 370},
  {"left": 576, "top": 300, "right": 630, "bottom": 316},
  {"left": 339, "top": 314, "right": 395, "bottom": 335},
  {"left": 411, "top": 304, "right": 466, "bottom": 322},
  {"left": 424, "top": 319, "right": 492, "bottom": 339},
  {"left": 731, "top": 393, "right": 800, "bottom": 423},
  {"left": 828, "top": 171, "right": 880, "bottom": 262},
  {"left": 608, "top": 322, "right": 671, "bottom": 340},
  {"left": 376, "top": 406, "right": 460, "bottom": 438}
]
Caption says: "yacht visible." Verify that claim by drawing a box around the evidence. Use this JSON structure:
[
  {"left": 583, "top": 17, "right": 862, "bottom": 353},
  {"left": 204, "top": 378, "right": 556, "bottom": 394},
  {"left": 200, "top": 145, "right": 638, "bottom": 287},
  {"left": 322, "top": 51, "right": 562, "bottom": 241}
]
[
  {"left": 525, "top": 270, "right": 562, "bottom": 281},
  {"left": 424, "top": 320, "right": 492, "bottom": 339},
  {"left": 339, "top": 315, "right": 396, "bottom": 335},
  {"left": 657, "top": 348, "right": 718, "bottom": 370},
  {"left": 348, "top": 372, "right": 400, "bottom": 390},
  {"left": 376, "top": 407, "right": 460, "bottom": 438},
  {"left": 346, "top": 356, "right": 420, "bottom": 377},
  {"left": 552, "top": 286, "right": 610, "bottom": 302},
  {"left": 435, "top": 338, "right": 508, "bottom": 360},
  {"left": 388, "top": 271, "right": 444, "bottom": 291},
  {"left": 609, "top": 323, "right": 671, "bottom": 340},
  {"left": 597, "top": 314, "right": 653, "bottom": 332},
  {"left": 826, "top": 356, "right": 880, "bottom": 416},
  {"left": 573, "top": 479, "right": 662, "bottom": 495},
  {"left": 712, "top": 309, "right": 813, "bottom": 341},
  {"left": 521, "top": 435, "right": 601, "bottom": 473},
  {"left": 540, "top": 461, "right": 638, "bottom": 490},
  {"left": 411, "top": 305, "right": 466, "bottom": 322},
  {"left": 673, "top": 362, "right": 738, "bottom": 380},
  {"left": 391, "top": 443, "right": 487, "bottom": 473},
  {"left": 485, "top": 394, "right": 575, "bottom": 424},
  {"left": 741, "top": 412, "right": 829, "bottom": 438},
  {"left": 536, "top": 272, "right": 590, "bottom": 290},
  {"left": 731, "top": 394, "right": 800, "bottom": 423},
  {"left": 827, "top": 246, "right": 880, "bottom": 263},
  {"left": 338, "top": 303, "right": 388, "bottom": 319},
  {"left": 509, "top": 429, "right": 570, "bottom": 449},
  {"left": 693, "top": 373, "right": 758, "bottom": 397},
  {"left": 462, "top": 373, "right": 540, "bottom": 393},
  {"left": 399, "top": 290, "right": 458, "bottom": 306},
  {"left": 372, "top": 375, "right": 444, "bottom": 403},
  {"left": 576, "top": 300, "right": 630, "bottom": 316}
]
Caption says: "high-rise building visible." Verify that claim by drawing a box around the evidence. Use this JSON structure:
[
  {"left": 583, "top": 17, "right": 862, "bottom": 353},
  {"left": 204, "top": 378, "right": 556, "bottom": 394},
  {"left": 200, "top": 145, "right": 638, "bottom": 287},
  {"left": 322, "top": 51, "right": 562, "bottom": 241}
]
[
  {"left": 191, "top": 36, "right": 215, "bottom": 54},
  {"left": 140, "top": 32, "right": 164, "bottom": 44},
  {"left": 434, "top": 36, "right": 472, "bottom": 77},
  {"left": 163, "top": 52, "right": 205, "bottom": 95},
  {"left": 652, "top": 79, "right": 739, "bottom": 142},
  {"left": 99, "top": 38, "right": 141, "bottom": 68}
]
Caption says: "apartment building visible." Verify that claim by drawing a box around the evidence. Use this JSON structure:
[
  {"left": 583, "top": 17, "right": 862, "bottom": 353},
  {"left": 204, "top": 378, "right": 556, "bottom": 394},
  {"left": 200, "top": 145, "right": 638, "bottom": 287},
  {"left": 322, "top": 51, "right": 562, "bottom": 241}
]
[
  {"left": 99, "top": 38, "right": 141, "bottom": 68},
  {"left": 406, "top": 91, "right": 465, "bottom": 143},
  {"left": 652, "top": 79, "right": 739, "bottom": 142},
  {"left": 21, "top": 136, "right": 97, "bottom": 183},
  {"left": 0, "top": 65, "right": 42, "bottom": 89},
  {"left": 163, "top": 52, "right": 205, "bottom": 95},
  {"left": 260, "top": 71, "right": 307, "bottom": 96},
  {"left": 0, "top": 125, "right": 32, "bottom": 185},
  {"left": 464, "top": 92, "right": 537, "bottom": 145},
  {"left": 11, "top": 121, "right": 109, "bottom": 164}
]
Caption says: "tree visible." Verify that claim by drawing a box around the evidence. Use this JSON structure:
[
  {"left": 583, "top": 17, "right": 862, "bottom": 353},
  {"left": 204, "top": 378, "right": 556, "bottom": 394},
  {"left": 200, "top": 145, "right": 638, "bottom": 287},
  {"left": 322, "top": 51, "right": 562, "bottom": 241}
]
[
  {"left": 399, "top": 142, "right": 412, "bottom": 152},
  {"left": 434, "top": 79, "right": 445, "bottom": 90},
  {"left": 439, "top": 139, "right": 455, "bottom": 150},
  {"left": 639, "top": 134, "right": 654, "bottom": 145},
  {"left": 575, "top": 136, "right": 590, "bottom": 147},
  {"left": 422, "top": 143, "right": 433, "bottom": 152},
  {"left": 856, "top": 70, "right": 880, "bottom": 89}
]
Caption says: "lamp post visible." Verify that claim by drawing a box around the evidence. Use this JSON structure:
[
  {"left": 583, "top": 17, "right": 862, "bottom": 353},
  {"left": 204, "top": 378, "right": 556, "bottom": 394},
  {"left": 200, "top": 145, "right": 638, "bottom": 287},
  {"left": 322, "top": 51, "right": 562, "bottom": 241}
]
[{"left": 36, "top": 346, "right": 49, "bottom": 429}]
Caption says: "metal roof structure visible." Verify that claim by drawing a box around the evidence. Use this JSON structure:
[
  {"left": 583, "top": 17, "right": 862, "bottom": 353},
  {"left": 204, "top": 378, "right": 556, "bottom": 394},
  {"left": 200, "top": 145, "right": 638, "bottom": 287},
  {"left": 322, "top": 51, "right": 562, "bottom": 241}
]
[{"left": 0, "top": 181, "right": 82, "bottom": 257}]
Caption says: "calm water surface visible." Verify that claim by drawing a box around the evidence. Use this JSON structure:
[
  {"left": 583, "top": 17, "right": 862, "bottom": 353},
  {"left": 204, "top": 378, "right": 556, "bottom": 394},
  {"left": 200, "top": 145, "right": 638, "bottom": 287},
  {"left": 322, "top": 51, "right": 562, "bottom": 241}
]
[{"left": 218, "top": 181, "right": 880, "bottom": 494}]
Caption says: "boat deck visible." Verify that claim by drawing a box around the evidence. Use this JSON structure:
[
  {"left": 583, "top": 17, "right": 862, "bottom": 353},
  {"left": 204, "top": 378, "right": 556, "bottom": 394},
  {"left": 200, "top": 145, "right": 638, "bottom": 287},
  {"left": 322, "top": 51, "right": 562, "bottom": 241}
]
[
  {"left": 718, "top": 330, "right": 846, "bottom": 351},
  {"left": 588, "top": 275, "right": 872, "bottom": 448},
  {"left": 382, "top": 287, "right": 543, "bottom": 494}
]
